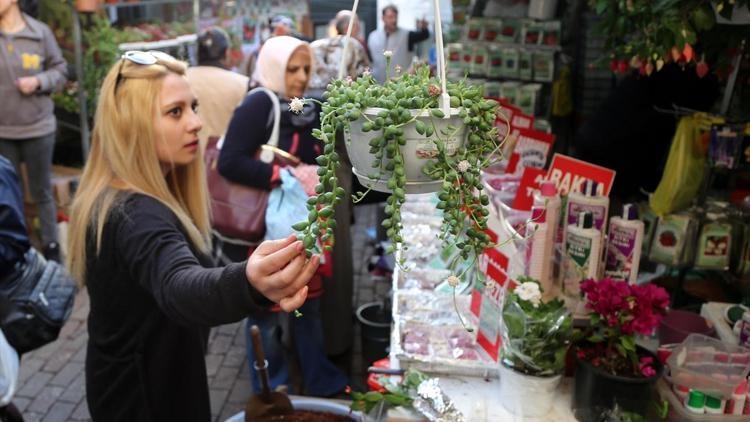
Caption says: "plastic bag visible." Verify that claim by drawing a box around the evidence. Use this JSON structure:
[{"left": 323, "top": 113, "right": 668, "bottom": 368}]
[
  {"left": 650, "top": 116, "right": 706, "bottom": 216},
  {"left": 500, "top": 279, "right": 572, "bottom": 376},
  {"left": 0, "top": 328, "right": 19, "bottom": 407},
  {"left": 265, "top": 168, "right": 310, "bottom": 241}
]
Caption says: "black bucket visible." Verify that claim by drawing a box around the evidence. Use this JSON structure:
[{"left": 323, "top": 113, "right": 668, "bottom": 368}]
[{"left": 356, "top": 302, "right": 391, "bottom": 366}]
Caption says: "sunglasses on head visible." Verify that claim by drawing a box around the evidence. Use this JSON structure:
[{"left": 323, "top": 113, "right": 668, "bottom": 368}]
[{"left": 115, "top": 50, "right": 177, "bottom": 91}]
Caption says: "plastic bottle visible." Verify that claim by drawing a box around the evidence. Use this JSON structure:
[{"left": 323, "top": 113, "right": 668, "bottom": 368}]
[
  {"left": 526, "top": 182, "right": 561, "bottom": 296},
  {"left": 705, "top": 395, "right": 725, "bottom": 414},
  {"left": 561, "top": 180, "right": 610, "bottom": 278},
  {"left": 604, "top": 204, "right": 644, "bottom": 284},
  {"left": 685, "top": 390, "right": 706, "bottom": 414},
  {"left": 561, "top": 211, "right": 602, "bottom": 297},
  {"left": 726, "top": 380, "right": 746, "bottom": 415}
]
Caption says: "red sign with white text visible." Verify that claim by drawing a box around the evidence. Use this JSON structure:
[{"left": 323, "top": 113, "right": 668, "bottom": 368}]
[
  {"left": 546, "top": 154, "right": 617, "bottom": 196},
  {"left": 511, "top": 167, "right": 547, "bottom": 211},
  {"left": 506, "top": 128, "right": 556, "bottom": 174}
]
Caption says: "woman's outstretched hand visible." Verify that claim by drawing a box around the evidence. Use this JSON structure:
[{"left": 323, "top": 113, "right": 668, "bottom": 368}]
[{"left": 246, "top": 234, "right": 320, "bottom": 312}]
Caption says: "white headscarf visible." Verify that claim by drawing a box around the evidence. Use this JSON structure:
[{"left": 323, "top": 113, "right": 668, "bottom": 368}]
[{"left": 251, "top": 36, "right": 314, "bottom": 98}]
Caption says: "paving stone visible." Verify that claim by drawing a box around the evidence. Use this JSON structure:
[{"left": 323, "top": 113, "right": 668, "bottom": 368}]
[
  {"left": 222, "top": 346, "right": 246, "bottom": 368},
  {"left": 16, "top": 371, "right": 53, "bottom": 398},
  {"left": 218, "top": 400, "right": 244, "bottom": 422},
  {"left": 71, "top": 344, "right": 87, "bottom": 363},
  {"left": 211, "top": 365, "right": 241, "bottom": 390},
  {"left": 43, "top": 401, "right": 76, "bottom": 422},
  {"left": 18, "top": 358, "right": 44, "bottom": 385},
  {"left": 42, "top": 348, "right": 76, "bottom": 372},
  {"left": 71, "top": 398, "right": 91, "bottom": 420},
  {"left": 217, "top": 322, "right": 241, "bottom": 336},
  {"left": 26, "top": 385, "right": 65, "bottom": 414},
  {"left": 208, "top": 334, "right": 233, "bottom": 355},
  {"left": 28, "top": 337, "right": 63, "bottom": 360},
  {"left": 205, "top": 354, "right": 223, "bottom": 377},
  {"left": 49, "top": 361, "right": 84, "bottom": 387},
  {"left": 12, "top": 396, "right": 30, "bottom": 413},
  {"left": 209, "top": 388, "right": 228, "bottom": 419},
  {"left": 20, "top": 411, "right": 43, "bottom": 422},
  {"left": 59, "top": 372, "right": 86, "bottom": 403},
  {"left": 57, "top": 320, "right": 81, "bottom": 340},
  {"left": 226, "top": 378, "right": 252, "bottom": 404}
]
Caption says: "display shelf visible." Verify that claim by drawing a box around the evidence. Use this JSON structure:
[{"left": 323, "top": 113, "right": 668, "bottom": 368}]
[
  {"left": 118, "top": 33, "right": 196, "bottom": 51},
  {"left": 462, "top": 40, "right": 563, "bottom": 53}
]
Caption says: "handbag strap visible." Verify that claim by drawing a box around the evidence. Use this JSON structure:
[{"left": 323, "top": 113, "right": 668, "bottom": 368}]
[{"left": 216, "top": 87, "right": 281, "bottom": 164}]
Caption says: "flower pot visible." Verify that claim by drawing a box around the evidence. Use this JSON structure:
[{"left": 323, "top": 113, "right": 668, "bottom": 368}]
[
  {"left": 74, "top": 0, "right": 99, "bottom": 12},
  {"left": 226, "top": 397, "right": 364, "bottom": 421},
  {"left": 347, "top": 107, "right": 467, "bottom": 194},
  {"left": 498, "top": 363, "right": 561, "bottom": 417},
  {"left": 572, "top": 346, "right": 663, "bottom": 421},
  {"left": 355, "top": 302, "right": 391, "bottom": 366}
]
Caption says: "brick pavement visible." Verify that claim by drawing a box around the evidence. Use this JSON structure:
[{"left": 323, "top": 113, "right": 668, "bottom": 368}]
[{"left": 13, "top": 203, "right": 383, "bottom": 421}]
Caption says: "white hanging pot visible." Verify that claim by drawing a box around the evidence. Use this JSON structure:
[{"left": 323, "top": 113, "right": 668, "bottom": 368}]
[
  {"left": 498, "top": 363, "right": 561, "bottom": 417},
  {"left": 346, "top": 107, "right": 467, "bottom": 194}
]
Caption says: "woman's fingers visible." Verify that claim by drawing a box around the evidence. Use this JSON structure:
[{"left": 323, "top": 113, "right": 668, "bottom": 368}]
[
  {"left": 255, "top": 240, "right": 305, "bottom": 275},
  {"left": 279, "top": 286, "right": 308, "bottom": 313},
  {"left": 276, "top": 254, "right": 320, "bottom": 298},
  {"left": 253, "top": 234, "right": 297, "bottom": 257}
]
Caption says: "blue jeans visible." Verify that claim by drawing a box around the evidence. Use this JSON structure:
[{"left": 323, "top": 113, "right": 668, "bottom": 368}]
[{"left": 244, "top": 298, "right": 348, "bottom": 396}]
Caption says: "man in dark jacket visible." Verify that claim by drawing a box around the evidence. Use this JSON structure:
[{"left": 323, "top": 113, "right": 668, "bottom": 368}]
[{"left": 0, "top": 155, "right": 30, "bottom": 280}]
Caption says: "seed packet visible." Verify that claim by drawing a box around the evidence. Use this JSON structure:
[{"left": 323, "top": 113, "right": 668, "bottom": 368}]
[
  {"left": 500, "top": 48, "right": 520, "bottom": 79},
  {"left": 461, "top": 45, "right": 474, "bottom": 74},
  {"left": 487, "top": 46, "right": 503, "bottom": 78},
  {"left": 483, "top": 19, "right": 501, "bottom": 42},
  {"left": 499, "top": 81, "right": 522, "bottom": 105},
  {"left": 533, "top": 51, "right": 555, "bottom": 82},
  {"left": 533, "top": 118, "right": 551, "bottom": 133},
  {"left": 485, "top": 81, "right": 502, "bottom": 98},
  {"left": 446, "top": 43, "right": 463, "bottom": 78},
  {"left": 694, "top": 215, "right": 733, "bottom": 270},
  {"left": 649, "top": 213, "right": 696, "bottom": 266},
  {"left": 521, "top": 19, "right": 544, "bottom": 46},
  {"left": 519, "top": 50, "right": 534, "bottom": 80},
  {"left": 518, "top": 83, "right": 543, "bottom": 116},
  {"left": 465, "top": 18, "right": 483, "bottom": 42},
  {"left": 709, "top": 124, "right": 744, "bottom": 169},
  {"left": 499, "top": 18, "right": 520, "bottom": 43},
  {"left": 541, "top": 20, "right": 561, "bottom": 46},
  {"left": 470, "top": 45, "right": 489, "bottom": 76}
]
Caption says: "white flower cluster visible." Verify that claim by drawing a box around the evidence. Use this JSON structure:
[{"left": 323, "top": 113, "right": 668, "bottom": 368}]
[
  {"left": 515, "top": 281, "right": 542, "bottom": 307},
  {"left": 446, "top": 275, "right": 460, "bottom": 288},
  {"left": 457, "top": 160, "right": 470, "bottom": 173},
  {"left": 288, "top": 97, "right": 305, "bottom": 114},
  {"left": 383, "top": 50, "right": 393, "bottom": 58},
  {"left": 417, "top": 378, "right": 446, "bottom": 414}
]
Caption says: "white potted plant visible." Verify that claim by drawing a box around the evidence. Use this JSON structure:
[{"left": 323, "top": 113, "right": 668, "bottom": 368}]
[{"left": 498, "top": 277, "right": 572, "bottom": 417}]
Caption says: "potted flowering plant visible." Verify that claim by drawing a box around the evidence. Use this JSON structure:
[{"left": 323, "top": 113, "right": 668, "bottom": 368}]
[
  {"left": 291, "top": 55, "right": 503, "bottom": 277},
  {"left": 572, "top": 278, "right": 670, "bottom": 421},
  {"left": 498, "top": 278, "right": 572, "bottom": 417}
]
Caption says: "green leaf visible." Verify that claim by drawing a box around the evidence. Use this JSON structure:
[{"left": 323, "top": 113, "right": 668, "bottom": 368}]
[
  {"left": 364, "top": 391, "right": 384, "bottom": 402},
  {"left": 430, "top": 108, "right": 445, "bottom": 118},
  {"left": 291, "top": 221, "right": 309, "bottom": 231},
  {"left": 620, "top": 335, "right": 636, "bottom": 352},
  {"left": 588, "top": 335, "right": 605, "bottom": 343},
  {"left": 415, "top": 120, "right": 427, "bottom": 135}
]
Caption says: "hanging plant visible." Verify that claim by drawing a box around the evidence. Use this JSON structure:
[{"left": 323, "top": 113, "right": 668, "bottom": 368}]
[
  {"left": 291, "top": 53, "right": 504, "bottom": 286},
  {"left": 589, "top": 0, "right": 750, "bottom": 79}
]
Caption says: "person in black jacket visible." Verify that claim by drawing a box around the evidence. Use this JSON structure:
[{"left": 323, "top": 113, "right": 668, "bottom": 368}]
[
  {"left": 65, "top": 51, "right": 319, "bottom": 421},
  {"left": 0, "top": 154, "right": 30, "bottom": 280}
]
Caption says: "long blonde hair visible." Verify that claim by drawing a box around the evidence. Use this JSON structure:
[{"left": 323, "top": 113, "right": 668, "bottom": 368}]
[{"left": 67, "top": 54, "right": 211, "bottom": 286}]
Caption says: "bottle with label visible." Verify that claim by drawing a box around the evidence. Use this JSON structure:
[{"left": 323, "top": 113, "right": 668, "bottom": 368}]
[
  {"left": 526, "top": 182, "right": 561, "bottom": 297},
  {"left": 561, "top": 180, "right": 609, "bottom": 275},
  {"left": 604, "top": 204, "right": 644, "bottom": 284},
  {"left": 561, "top": 211, "right": 602, "bottom": 297}
]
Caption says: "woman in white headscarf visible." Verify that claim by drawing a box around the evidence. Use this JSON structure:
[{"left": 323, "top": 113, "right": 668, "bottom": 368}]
[{"left": 219, "top": 35, "right": 349, "bottom": 396}]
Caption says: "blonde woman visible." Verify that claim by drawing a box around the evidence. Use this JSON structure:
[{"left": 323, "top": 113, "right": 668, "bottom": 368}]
[{"left": 66, "top": 51, "right": 318, "bottom": 421}]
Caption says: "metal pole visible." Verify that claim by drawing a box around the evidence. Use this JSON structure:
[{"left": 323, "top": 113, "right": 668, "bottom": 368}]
[
  {"left": 71, "top": 5, "right": 90, "bottom": 161},
  {"left": 720, "top": 38, "right": 745, "bottom": 116}
]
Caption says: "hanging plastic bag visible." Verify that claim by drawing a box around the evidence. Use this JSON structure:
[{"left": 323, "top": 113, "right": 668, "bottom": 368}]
[
  {"left": 265, "top": 169, "right": 310, "bottom": 241},
  {"left": 0, "top": 328, "right": 19, "bottom": 407},
  {"left": 650, "top": 116, "right": 706, "bottom": 216}
]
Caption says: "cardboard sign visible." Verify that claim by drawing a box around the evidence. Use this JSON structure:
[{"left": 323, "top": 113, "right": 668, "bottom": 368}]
[
  {"left": 505, "top": 127, "right": 556, "bottom": 174},
  {"left": 547, "top": 154, "right": 617, "bottom": 196},
  {"left": 511, "top": 167, "right": 547, "bottom": 211}
]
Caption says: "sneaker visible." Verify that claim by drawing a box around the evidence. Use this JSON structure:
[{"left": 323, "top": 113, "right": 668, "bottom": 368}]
[{"left": 43, "top": 242, "right": 60, "bottom": 262}]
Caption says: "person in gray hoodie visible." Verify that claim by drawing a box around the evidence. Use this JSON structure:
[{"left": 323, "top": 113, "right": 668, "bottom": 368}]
[{"left": 0, "top": 0, "right": 67, "bottom": 261}]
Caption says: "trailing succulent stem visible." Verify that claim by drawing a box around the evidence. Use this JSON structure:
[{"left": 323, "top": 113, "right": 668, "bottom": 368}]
[{"left": 292, "top": 64, "right": 502, "bottom": 281}]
